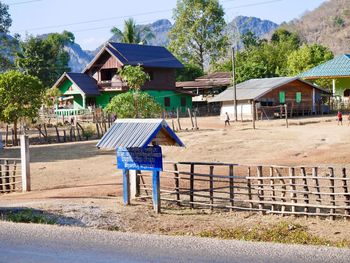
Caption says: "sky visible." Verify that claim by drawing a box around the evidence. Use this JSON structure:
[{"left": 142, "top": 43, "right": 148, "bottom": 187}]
[{"left": 3, "top": 0, "right": 327, "bottom": 51}]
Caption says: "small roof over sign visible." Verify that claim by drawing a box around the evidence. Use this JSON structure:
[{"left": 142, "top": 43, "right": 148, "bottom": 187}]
[{"left": 96, "top": 119, "right": 185, "bottom": 150}]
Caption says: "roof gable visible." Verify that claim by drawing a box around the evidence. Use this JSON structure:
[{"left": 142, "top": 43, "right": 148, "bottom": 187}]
[
  {"left": 96, "top": 119, "right": 185, "bottom": 149},
  {"left": 299, "top": 54, "right": 350, "bottom": 79},
  {"left": 53, "top": 72, "right": 100, "bottom": 96}
]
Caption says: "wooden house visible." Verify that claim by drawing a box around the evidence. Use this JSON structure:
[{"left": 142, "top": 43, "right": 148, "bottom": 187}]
[
  {"left": 210, "top": 77, "right": 330, "bottom": 120},
  {"left": 176, "top": 72, "right": 231, "bottom": 115},
  {"left": 53, "top": 42, "right": 193, "bottom": 116}
]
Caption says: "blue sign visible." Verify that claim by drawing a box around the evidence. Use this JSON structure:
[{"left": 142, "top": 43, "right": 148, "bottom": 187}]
[{"left": 117, "top": 146, "right": 163, "bottom": 171}]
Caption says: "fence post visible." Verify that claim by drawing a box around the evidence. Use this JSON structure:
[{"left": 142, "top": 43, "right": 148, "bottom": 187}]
[
  {"left": 284, "top": 104, "right": 289, "bottom": 128},
  {"left": 209, "top": 165, "right": 214, "bottom": 210},
  {"left": 130, "top": 170, "right": 140, "bottom": 199},
  {"left": 20, "top": 135, "right": 31, "bottom": 192},
  {"left": 229, "top": 165, "right": 234, "bottom": 211},
  {"left": 152, "top": 170, "right": 161, "bottom": 214},
  {"left": 123, "top": 169, "right": 130, "bottom": 205},
  {"left": 190, "top": 163, "right": 194, "bottom": 208},
  {"left": 257, "top": 166, "right": 264, "bottom": 214}
]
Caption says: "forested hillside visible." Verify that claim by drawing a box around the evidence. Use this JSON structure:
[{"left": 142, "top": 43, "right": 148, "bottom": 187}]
[{"left": 282, "top": 0, "right": 350, "bottom": 55}]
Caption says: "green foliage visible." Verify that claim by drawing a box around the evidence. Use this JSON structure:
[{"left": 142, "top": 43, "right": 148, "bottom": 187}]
[
  {"left": 333, "top": 16, "right": 345, "bottom": 27},
  {"left": 118, "top": 65, "right": 150, "bottom": 91},
  {"left": 287, "top": 44, "right": 334, "bottom": 76},
  {"left": 0, "top": 1, "right": 12, "bottom": 33},
  {"left": 0, "top": 70, "right": 45, "bottom": 124},
  {"left": 15, "top": 32, "right": 73, "bottom": 87},
  {"left": 105, "top": 91, "right": 162, "bottom": 118},
  {"left": 82, "top": 125, "right": 95, "bottom": 140},
  {"left": 176, "top": 62, "right": 204, "bottom": 81},
  {"left": 4, "top": 209, "right": 57, "bottom": 224},
  {"left": 169, "top": 0, "right": 228, "bottom": 70},
  {"left": 212, "top": 30, "right": 303, "bottom": 82},
  {"left": 198, "top": 221, "right": 349, "bottom": 247},
  {"left": 111, "top": 18, "right": 155, "bottom": 44},
  {"left": 43, "top": 87, "right": 62, "bottom": 108},
  {"left": 241, "top": 31, "right": 262, "bottom": 49}
]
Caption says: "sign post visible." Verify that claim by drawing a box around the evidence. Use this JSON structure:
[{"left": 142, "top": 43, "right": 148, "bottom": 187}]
[{"left": 117, "top": 146, "right": 163, "bottom": 213}]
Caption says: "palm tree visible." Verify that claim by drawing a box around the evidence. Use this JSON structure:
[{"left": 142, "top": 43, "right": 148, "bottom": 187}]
[{"left": 111, "top": 18, "right": 155, "bottom": 45}]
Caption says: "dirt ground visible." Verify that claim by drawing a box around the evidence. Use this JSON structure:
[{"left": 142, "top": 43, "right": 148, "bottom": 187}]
[{"left": 1, "top": 115, "right": 350, "bottom": 243}]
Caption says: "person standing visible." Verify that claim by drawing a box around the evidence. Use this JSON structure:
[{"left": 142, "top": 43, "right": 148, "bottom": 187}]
[
  {"left": 225, "top": 112, "right": 230, "bottom": 126},
  {"left": 337, "top": 111, "right": 343, "bottom": 125}
]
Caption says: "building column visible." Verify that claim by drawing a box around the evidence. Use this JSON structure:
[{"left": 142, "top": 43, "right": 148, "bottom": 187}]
[
  {"left": 82, "top": 94, "right": 86, "bottom": 109},
  {"left": 332, "top": 79, "right": 336, "bottom": 96}
]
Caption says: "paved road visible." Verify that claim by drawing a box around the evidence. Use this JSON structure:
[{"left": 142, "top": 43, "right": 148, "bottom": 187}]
[{"left": 0, "top": 222, "right": 349, "bottom": 263}]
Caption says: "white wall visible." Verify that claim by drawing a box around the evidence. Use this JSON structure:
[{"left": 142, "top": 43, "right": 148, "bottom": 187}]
[{"left": 220, "top": 101, "right": 253, "bottom": 120}]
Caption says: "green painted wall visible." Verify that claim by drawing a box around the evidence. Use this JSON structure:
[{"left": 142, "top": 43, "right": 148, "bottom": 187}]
[
  {"left": 60, "top": 79, "right": 81, "bottom": 95},
  {"left": 57, "top": 77, "right": 192, "bottom": 112},
  {"left": 96, "top": 91, "right": 121, "bottom": 108},
  {"left": 335, "top": 78, "right": 350, "bottom": 96},
  {"left": 145, "top": 90, "right": 192, "bottom": 112}
]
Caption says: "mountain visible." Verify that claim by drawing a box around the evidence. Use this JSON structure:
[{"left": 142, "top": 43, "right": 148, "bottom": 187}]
[
  {"left": 0, "top": 16, "right": 279, "bottom": 73},
  {"left": 64, "top": 42, "right": 94, "bottom": 72},
  {"left": 281, "top": 0, "right": 350, "bottom": 55},
  {"left": 225, "top": 16, "right": 279, "bottom": 47}
]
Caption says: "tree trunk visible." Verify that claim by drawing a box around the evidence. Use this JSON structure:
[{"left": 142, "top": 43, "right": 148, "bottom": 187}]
[{"left": 13, "top": 120, "right": 18, "bottom": 146}]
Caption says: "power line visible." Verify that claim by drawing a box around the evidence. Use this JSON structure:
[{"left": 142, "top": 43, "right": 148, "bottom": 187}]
[
  {"left": 7, "top": 0, "right": 43, "bottom": 6},
  {"left": 12, "top": 0, "right": 281, "bottom": 34}
]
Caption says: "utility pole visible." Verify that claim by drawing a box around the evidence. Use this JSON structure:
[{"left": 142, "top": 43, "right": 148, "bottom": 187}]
[{"left": 232, "top": 46, "right": 238, "bottom": 121}]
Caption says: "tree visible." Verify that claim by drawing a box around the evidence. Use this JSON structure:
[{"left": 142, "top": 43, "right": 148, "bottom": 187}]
[
  {"left": 0, "top": 71, "right": 44, "bottom": 144},
  {"left": 169, "top": 0, "right": 228, "bottom": 70},
  {"left": 176, "top": 62, "right": 204, "bottom": 81},
  {"left": 118, "top": 65, "right": 150, "bottom": 92},
  {"left": 15, "top": 31, "right": 72, "bottom": 87},
  {"left": 116, "top": 65, "right": 154, "bottom": 118},
  {"left": 105, "top": 91, "right": 162, "bottom": 119},
  {"left": 111, "top": 18, "right": 155, "bottom": 44},
  {"left": 0, "top": 1, "right": 12, "bottom": 33},
  {"left": 211, "top": 29, "right": 303, "bottom": 83},
  {"left": 287, "top": 44, "right": 334, "bottom": 76}
]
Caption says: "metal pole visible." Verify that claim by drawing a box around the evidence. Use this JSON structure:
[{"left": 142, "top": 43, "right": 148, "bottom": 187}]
[{"left": 232, "top": 46, "right": 238, "bottom": 121}]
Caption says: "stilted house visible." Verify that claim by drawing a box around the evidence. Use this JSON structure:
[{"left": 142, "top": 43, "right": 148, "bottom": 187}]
[
  {"left": 53, "top": 42, "right": 193, "bottom": 116},
  {"left": 176, "top": 72, "right": 232, "bottom": 115},
  {"left": 210, "top": 77, "right": 330, "bottom": 120}
]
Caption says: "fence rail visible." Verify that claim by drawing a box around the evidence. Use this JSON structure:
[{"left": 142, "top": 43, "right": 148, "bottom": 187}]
[{"left": 136, "top": 161, "right": 350, "bottom": 219}]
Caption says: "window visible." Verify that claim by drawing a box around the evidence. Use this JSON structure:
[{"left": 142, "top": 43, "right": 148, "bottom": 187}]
[
  {"left": 279, "top": 91, "right": 285, "bottom": 104},
  {"left": 164, "top": 97, "right": 171, "bottom": 107},
  {"left": 181, "top": 97, "right": 187, "bottom": 107},
  {"left": 296, "top": 92, "right": 302, "bottom": 103},
  {"left": 344, "top": 89, "right": 350, "bottom": 97}
]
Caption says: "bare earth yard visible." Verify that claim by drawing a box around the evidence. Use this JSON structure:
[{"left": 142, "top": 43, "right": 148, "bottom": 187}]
[{"left": 1, "top": 116, "right": 350, "bottom": 244}]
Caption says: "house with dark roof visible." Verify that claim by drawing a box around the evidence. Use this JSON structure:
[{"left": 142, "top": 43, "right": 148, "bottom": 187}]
[
  {"left": 53, "top": 42, "right": 193, "bottom": 115},
  {"left": 299, "top": 54, "right": 350, "bottom": 99},
  {"left": 210, "top": 77, "right": 330, "bottom": 120}
]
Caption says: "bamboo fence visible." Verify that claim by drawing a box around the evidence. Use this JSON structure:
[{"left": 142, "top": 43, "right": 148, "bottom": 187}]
[{"left": 137, "top": 161, "right": 350, "bottom": 219}]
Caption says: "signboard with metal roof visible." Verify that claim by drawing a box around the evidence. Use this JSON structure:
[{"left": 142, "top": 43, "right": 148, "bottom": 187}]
[{"left": 97, "top": 119, "right": 184, "bottom": 214}]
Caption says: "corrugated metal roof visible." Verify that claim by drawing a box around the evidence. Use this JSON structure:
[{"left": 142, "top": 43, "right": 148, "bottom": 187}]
[
  {"left": 209, "top": 77, "right": 329, "bottom": 103},
  {"left": 210, "top": 77, "right": 296, "bottom": 102},
  {"left": 108, "top": 42, "right": 184, "bottom": 69},
  {"left": 299, "top": 54, "right": 350, "bottom": 78},
  {"left": 66, "top": 73, "right": 100, "bottom": 96},
  {"left": 96, "top": 119, "right": 184, "bottom": 150}
]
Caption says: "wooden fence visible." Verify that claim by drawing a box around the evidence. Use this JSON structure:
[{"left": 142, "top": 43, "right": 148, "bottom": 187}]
[
  {"left": 135, "top": 162, "right": 350, "bottom": 219},
  {"left": 0, "top": 158, "right": 22, "bottom": 193}
]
